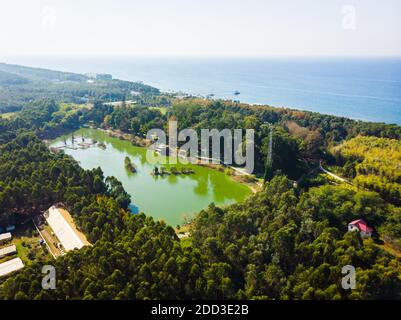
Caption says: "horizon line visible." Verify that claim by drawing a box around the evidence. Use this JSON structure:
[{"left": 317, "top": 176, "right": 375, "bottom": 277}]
[{"left": 1, "top": 53, "right": 401, "bottom": 60}]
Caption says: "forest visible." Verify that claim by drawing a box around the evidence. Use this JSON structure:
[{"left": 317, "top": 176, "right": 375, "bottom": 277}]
[
  {"left": 0, "top": 67, "right": 401, "bottom": 299},
  {"left": 0, "top": 63, "right": 159, "bottom": 114}
]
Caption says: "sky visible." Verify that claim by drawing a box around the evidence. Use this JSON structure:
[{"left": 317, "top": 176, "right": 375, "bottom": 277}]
[{"left": 0, "top": 0, "right": 401, "bottom": 57}]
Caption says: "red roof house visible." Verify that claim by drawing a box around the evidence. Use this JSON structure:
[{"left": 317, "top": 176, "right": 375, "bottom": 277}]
[{"left": 348, "top": 219, "right": 373, "bottom": 237}]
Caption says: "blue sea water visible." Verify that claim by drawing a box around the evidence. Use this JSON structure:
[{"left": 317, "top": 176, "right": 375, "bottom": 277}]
[{"left": 3, "top": 56, "right": 401, "bottom": 124}]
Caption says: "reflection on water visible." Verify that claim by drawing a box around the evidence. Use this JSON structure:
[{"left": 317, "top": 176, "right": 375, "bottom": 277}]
[
  {"left": 193, "top": 174, "right": 209, "bottom": 197},
  {"left": 50, "top": 128, "right": 251, "bottom": 226}
]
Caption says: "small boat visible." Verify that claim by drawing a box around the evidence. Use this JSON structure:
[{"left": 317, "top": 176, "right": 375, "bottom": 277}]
[{"left": 234, "top": 90, "right": 240, "bottom": 95}]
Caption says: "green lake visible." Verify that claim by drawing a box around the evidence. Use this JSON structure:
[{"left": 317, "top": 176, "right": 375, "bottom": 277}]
[{"left": 50, "top": 128, "right": 251, "bottom": 226}]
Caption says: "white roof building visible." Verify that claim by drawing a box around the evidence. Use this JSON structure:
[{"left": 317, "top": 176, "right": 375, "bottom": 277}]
[
  {"left": 0, "top": 245, "right": 17, "bottom": 258},
  {"left": 45, "top": 206, "right": 85, "bottom": 252},
  {"left": 0, "top": 258, "right": 24, "bottom": 277},
  {"left": 0, "top": 232, "right": 12, "bottom": 243}
]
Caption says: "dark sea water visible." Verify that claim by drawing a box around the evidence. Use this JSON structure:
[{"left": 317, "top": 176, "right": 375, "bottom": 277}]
[{"left": 3, "top": 56, "right": 401, "bottom": 124}]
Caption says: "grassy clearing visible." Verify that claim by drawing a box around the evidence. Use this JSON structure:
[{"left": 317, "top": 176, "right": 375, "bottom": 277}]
[
  {"left": 379, "top": 240, "right": 401, "bottom": 258},
  {"left": 0, "top": 111, "right": 18, "bottom": 119},
  {"left": 14, "top": 222, "right": 52, "bottom": 264},
  {"left": 0, "top": 222, "right": 52, "bottom": 266},
  {"left": 149, "top": 106, "right": 168, "bottom": 115},
  {"left": 59, "top": 102, "right": 93, "bottom": 111},
  {"left": 41, "top": 224, "right": 63, "bottom": 258}
]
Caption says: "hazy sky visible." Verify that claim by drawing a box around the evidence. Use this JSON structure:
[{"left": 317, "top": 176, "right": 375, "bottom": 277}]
[{"left": 1, "top": 0, "right": 401, "bottom": 57}]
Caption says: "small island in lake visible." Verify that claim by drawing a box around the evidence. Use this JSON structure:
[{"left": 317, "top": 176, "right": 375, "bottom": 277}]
[
  {"left": 124, "top": 156, "right": 137, "bottom": 173},
  {"left": 151, "top": 166, "right": 195, "bottom": 176}
]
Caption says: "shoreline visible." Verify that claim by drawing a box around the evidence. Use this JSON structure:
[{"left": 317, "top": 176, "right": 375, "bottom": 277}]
[
  {"left": 48, "top": 127, "right": 256, "bottom": 229},
  {"left": 97, "top": 127, "right": 151, "bottom": 147},
  {"left": 96, "top": 126, "right": 261, "bottom": 193}
]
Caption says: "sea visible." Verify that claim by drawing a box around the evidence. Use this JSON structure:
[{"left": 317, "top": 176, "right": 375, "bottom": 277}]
[{"left": 2, "top": 56, "right": 401, "bottom": 125}]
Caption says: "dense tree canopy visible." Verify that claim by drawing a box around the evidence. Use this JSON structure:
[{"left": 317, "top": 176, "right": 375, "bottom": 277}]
[{"left": 0, "top": 71, "right": 400, "bottom": 300}]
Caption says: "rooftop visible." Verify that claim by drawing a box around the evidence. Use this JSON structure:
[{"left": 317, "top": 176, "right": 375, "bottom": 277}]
[
  {"left": 349, "top": 219, "right": 373, "bottom": 233},
  {"left": 0, "top": 245, "right": 16, "bottom": 258},
  {"left": 45, "top": 206, "right": 85, "bottom": 252},
  {"left": 0, "top": 232, "right": 12, "bottom": 242},
  {"left": 0, "top": 258, "right": 24, "bottom": 277}
]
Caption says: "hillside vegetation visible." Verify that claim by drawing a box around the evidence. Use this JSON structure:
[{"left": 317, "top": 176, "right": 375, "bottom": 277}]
[
  {"left": 0, "top": 65, "right": 400, "bottom": 300},
  {"left": 334, "top": 136, "right": 401, "bottom": 205},
  {"left": 0, "top": 63, "right": 159, "bottom": 114}
]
